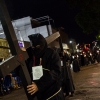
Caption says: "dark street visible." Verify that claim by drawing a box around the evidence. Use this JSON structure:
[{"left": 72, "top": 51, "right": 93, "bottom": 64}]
[
  {"left": 1, "top": 63, "right": 100, "bottom": 100},
  {"left": 0, "top": 1, "right": 100, "bottom": 100}
]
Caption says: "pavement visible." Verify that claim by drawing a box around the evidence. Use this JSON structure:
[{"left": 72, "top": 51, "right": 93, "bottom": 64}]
[{"left": 1, "top": 63, "right": 100, "bottom": 100}]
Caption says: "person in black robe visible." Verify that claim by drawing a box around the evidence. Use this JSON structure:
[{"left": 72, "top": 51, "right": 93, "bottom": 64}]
[
  {"left": 73, "top": 57, "right": 80, "bottom": 72},
  {"left": 97, "top": 52, "right": 100, "bottom": 63},
  {"left": 80, "top": 55, "right": 85, "bottom": 66},
  {"left": 26, "top": 33, "right": 65, "bottom": 100},
  {"left": 61, "top": 50, "right": 75, "bottom": 97}
]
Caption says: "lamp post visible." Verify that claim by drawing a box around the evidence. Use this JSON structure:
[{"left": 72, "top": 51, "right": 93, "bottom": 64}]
[
  {"left": 69, "top": 40, "right": 74, "bottom": 53},
  {"left": 69, "top": 40, "right": 77, "bottom": 53}
]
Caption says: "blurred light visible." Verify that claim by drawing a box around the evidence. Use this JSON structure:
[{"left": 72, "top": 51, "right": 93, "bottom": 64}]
[
  {"left": 84, "top": 55, "right": 86, "bottom": 57},
  {"left": 90, "top": 53, "right": 92, "bottom": 56},
  {"left": 70, "top": 64, "right": 73, "bottom": 69},
  {"left": 8, "top": 50, "right": 11, "bottom": 53},
  {"left": 97, "top": 50, "right": 99, "bottom": 53},
  {"left": 18, "top": 41, "right": 24, "bottom": 47},
  {"left": 77, "top": 49, "right": 79, "bottom": 52},
  {"left": 69, "top": 41, "right": 72, "bottom": 43},
  {"left": 0, "top": 32, "right": 4, "bottom": 35},
  {"left": 72, "top": 56, "right": 74, "bottom": 59},
  {"left": 77, "top": 43, "right": 79, "bottom": 45}
]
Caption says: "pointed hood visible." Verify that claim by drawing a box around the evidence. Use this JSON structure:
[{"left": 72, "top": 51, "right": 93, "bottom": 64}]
[{"left": 28, "top": 33, "right": 47, "bottom": 58}]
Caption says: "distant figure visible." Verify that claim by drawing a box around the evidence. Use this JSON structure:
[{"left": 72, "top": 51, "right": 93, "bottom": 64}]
[
  {"left": 9, "top": 73, "right": 20, "bottom": 89},
  {"left": 61, "top": 50, "right": 75, "bottom": 97},
  {"left": 97, "top": 52, "right": 100, "bottom": 63},
  {"left": 0, "top": 77, "right": 6, "bottom": 96},
  {"left": 80, "top": 55, "right": 85, "bottom": 66},
  {"left": 73, "top": 57, "right": 80, "bottom": 72}
]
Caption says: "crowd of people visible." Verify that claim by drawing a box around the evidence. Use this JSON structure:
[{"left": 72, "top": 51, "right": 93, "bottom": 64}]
[
  {"left": 0, "top": 72, "right": 22, "bottom": 96},
  {"left": 71, "top": 50, "right": 100, "bottom": 71}
]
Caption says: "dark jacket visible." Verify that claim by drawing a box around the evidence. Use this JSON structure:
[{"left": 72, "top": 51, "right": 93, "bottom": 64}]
[{"left": 26, "top": 47, "right": 63, "bottom": 100}]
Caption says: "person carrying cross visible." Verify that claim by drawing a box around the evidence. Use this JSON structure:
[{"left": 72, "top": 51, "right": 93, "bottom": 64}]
[{"left": 25, "top": 33, "right": 65, "bottom": 100}]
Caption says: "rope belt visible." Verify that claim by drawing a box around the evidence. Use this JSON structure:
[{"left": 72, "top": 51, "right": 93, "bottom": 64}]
[
  {"left": 46, "top": 88, "right": 61, "bottom": 100},
  {"left": 43, "top": 68, "right": 50, "bottom": 71},
  {"left": 31, "top": 66, "right": 61, "bottom": 100}
]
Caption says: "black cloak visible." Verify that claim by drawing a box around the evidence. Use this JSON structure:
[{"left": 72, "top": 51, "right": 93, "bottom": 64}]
[
  {"left": 26, "top": 34, "right": 65, "bottom": 100},
  {"left": 61, "top": 53, "right": 75, "bottom": 96},
  {"left": 73, "top": 59, "right": 80, "bottom": 72}
]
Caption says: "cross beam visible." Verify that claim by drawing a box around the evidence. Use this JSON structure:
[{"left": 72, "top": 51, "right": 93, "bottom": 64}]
[
  {"left": 45, "top": 32, "right": 60, "bottom": 44},
  {"left": 45, "top": 32, "right": 63, "bottom": 52},
  {"left": 24, "top": 32, "right": 63, "bottom": 52}
]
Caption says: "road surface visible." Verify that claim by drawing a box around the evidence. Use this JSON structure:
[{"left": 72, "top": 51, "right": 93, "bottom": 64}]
[{"left": 1, "top": 63, "right": 100, "bottom": 100}]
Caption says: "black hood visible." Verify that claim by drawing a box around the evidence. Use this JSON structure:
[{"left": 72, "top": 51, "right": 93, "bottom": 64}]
[{"left": 28, "top": 33, "right": 47, "bottom": 58}]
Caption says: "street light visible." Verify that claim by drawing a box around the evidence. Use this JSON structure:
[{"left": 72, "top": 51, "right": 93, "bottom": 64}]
[
  {"left": 69, "top": 41, "right": 72, "bottom": 43},
  {"left": 69, "top": 40, "right": 73, "bottom": 53},
  {"left": 69, "top": 40, "right": 77, "bottom": 53}
]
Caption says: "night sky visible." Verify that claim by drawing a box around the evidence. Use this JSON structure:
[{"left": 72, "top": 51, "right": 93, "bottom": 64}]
[{"left": 5, "top": 0, "right": 96, "bottom": 44}]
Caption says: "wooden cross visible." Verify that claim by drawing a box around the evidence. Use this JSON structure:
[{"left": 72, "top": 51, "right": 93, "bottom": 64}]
[
  {"left": 0, "top": 0, "right": 63, "bottom": 100},
  {"left": 0, "top": 0, "right": 33, "bottom": 100}
]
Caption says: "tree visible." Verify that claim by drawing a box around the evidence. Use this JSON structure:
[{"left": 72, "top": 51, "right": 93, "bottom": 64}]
[
  {"left": 96, "top": 31, "right": 100, "bottom": 41},
  {"left": 67, "top": 0, "right": 100, "bottom": 34}
]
